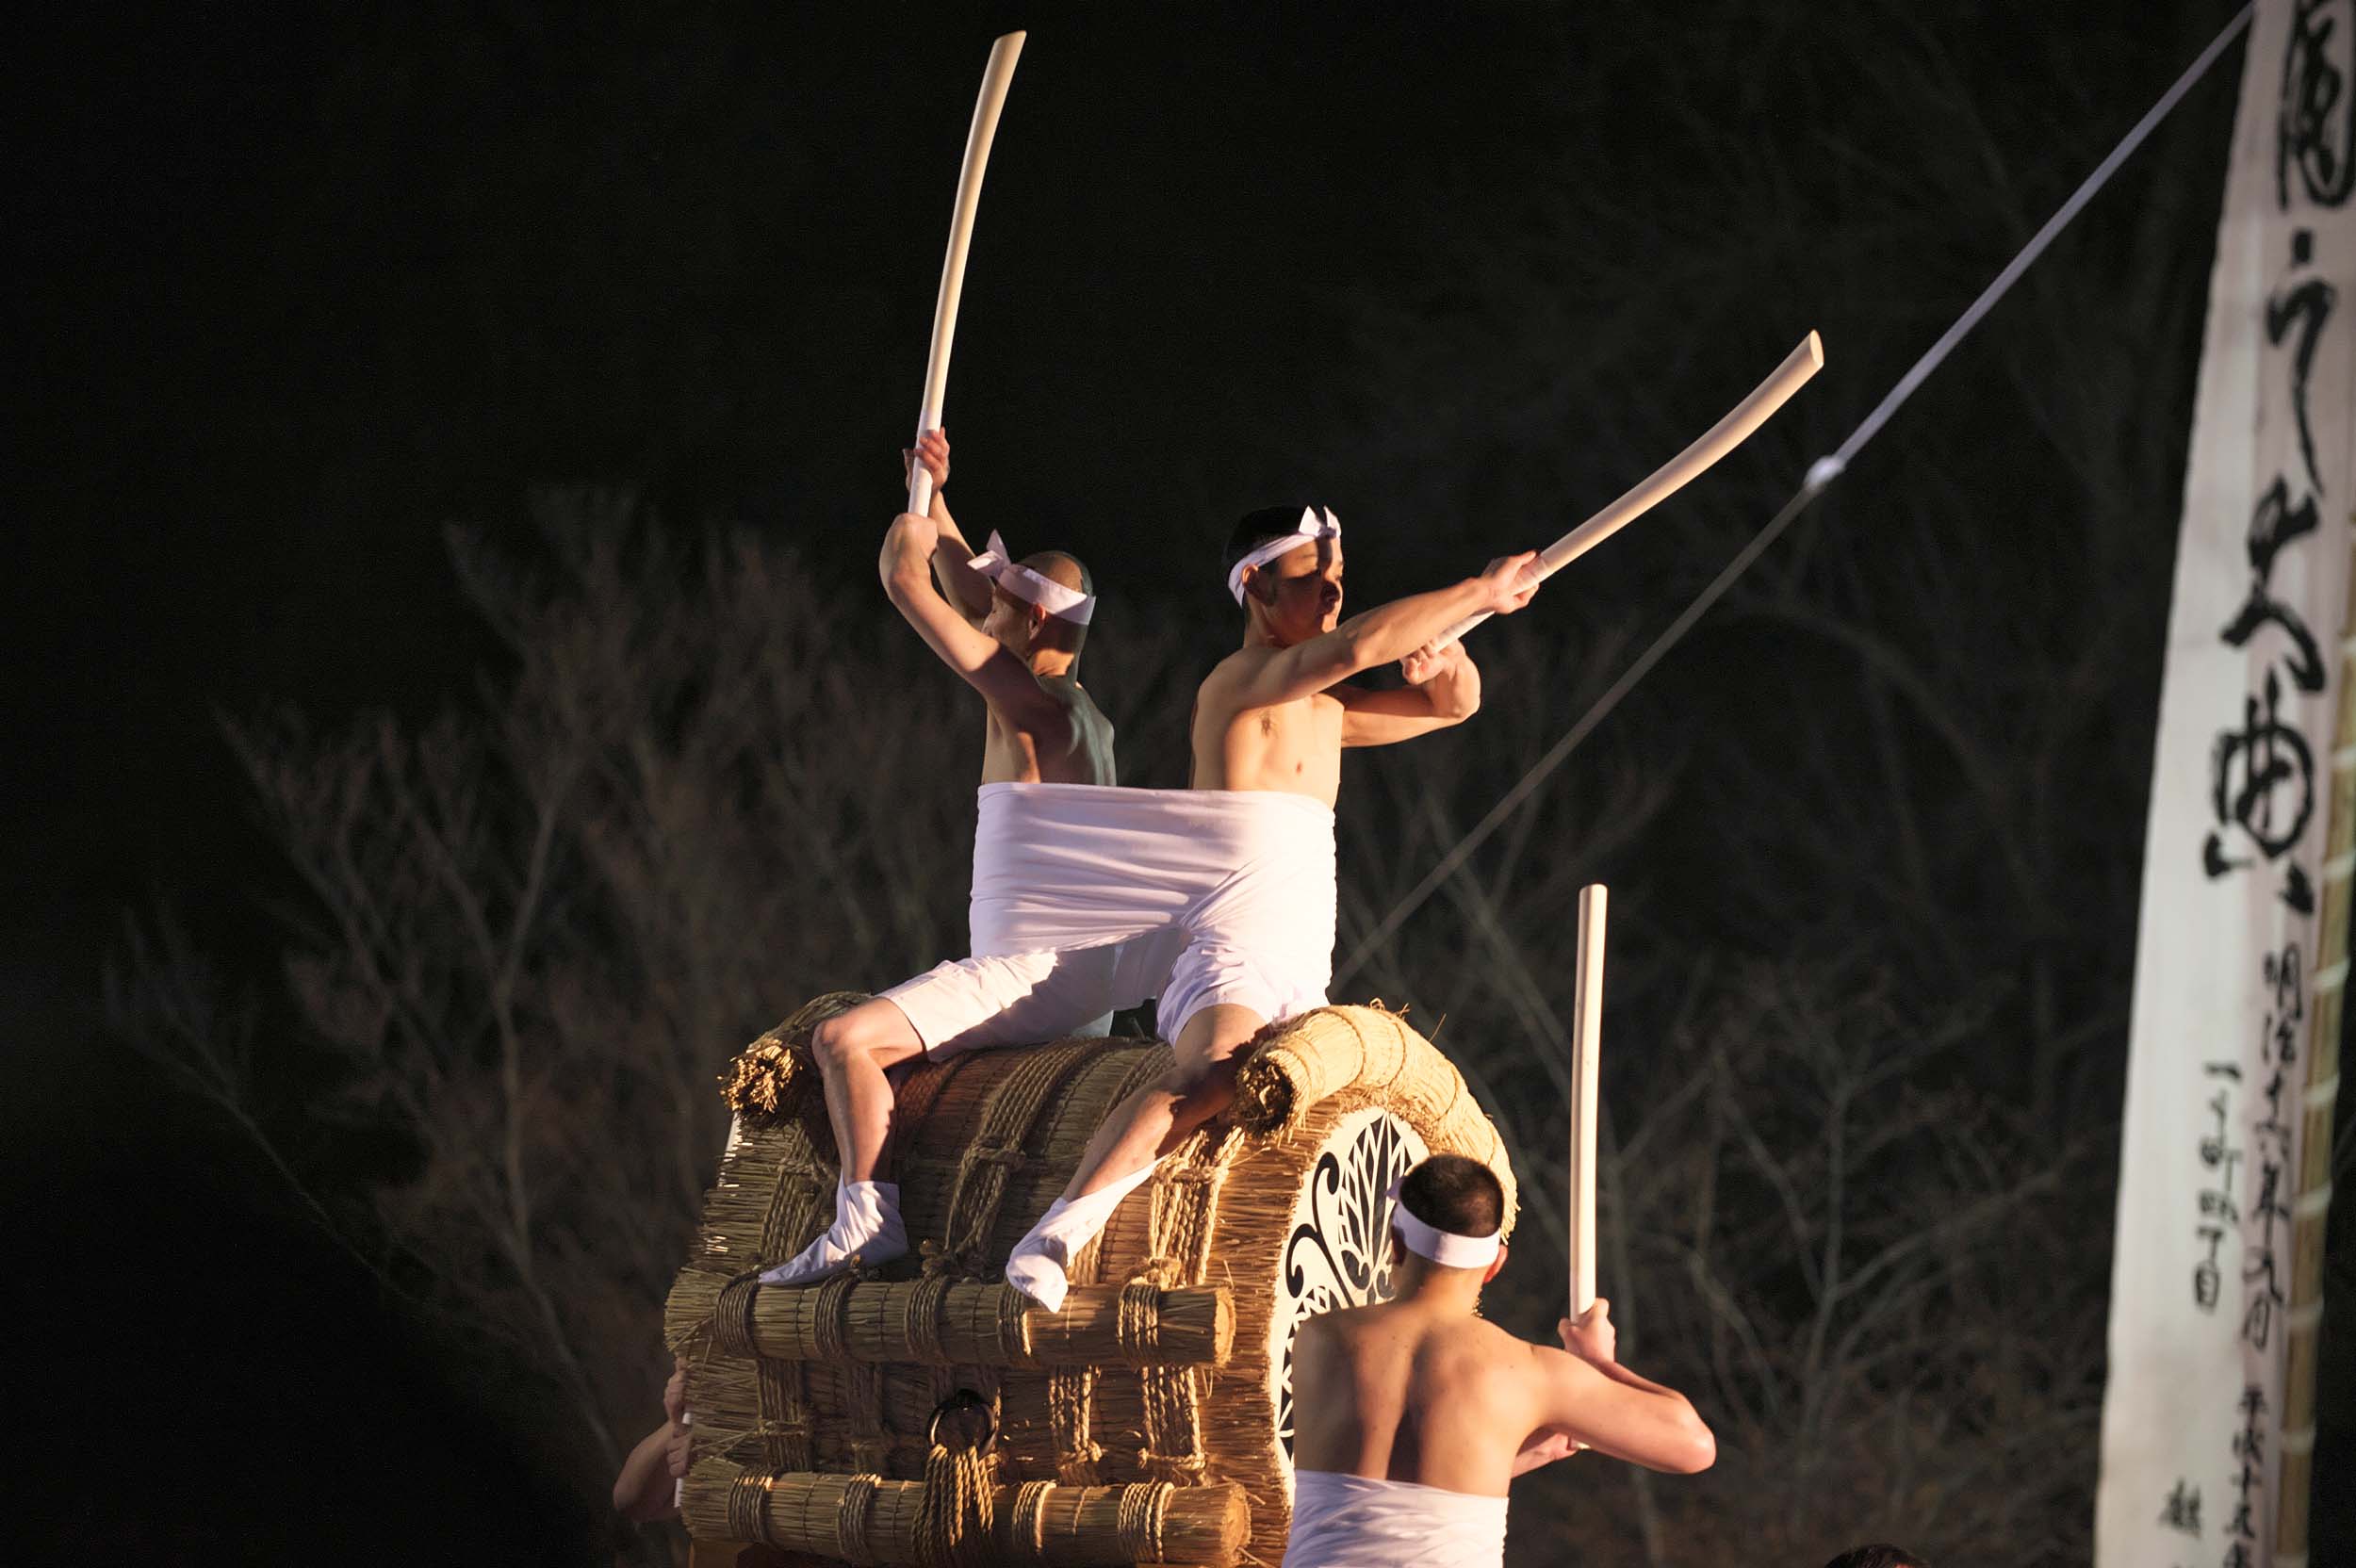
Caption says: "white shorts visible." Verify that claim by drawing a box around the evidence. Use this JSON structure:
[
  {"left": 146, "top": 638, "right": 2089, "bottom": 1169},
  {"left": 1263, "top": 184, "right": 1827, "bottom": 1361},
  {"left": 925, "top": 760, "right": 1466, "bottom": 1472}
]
[{"left": 881, "top": 930, "right": 1187, "bottom": 1059}]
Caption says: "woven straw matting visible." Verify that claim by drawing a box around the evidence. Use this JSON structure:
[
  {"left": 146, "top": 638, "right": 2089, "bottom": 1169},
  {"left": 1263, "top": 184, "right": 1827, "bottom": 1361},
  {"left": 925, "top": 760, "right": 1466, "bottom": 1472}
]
[{"left": 666, "top": 996, "right": 1514, "bottom": 1567}]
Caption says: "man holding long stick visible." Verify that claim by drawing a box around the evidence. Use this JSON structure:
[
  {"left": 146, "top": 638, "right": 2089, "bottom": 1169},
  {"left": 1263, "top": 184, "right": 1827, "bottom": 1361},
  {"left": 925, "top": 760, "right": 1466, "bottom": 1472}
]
[
  {"left": 1001, "top": 508, "right": 1540, "bottom": 1305},
  {"left": 1282, "top": 1155, "right": 1714, "bottom": 1566},
  {"left": 769, "top": 498, "right": 1538, "bottom": 1296},
  {"left": 761, "top": 431, "right": 1121, "bottom": 1283},
  {"left": 761, "top": 491, "right": 1539, "bottom": 1303}
]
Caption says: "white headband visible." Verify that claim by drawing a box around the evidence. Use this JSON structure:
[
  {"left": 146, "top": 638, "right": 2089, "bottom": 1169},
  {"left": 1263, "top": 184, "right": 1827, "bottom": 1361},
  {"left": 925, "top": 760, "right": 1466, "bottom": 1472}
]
[
  {"left": 967, "top": 531, "right": 1097, "bottom": 625},
  {"left": 1226, "top": 506, "right": 1342, "bottom": 604},
  {"left": 1384, "top": 1175, "right": 1503, "bottom": 1269}
]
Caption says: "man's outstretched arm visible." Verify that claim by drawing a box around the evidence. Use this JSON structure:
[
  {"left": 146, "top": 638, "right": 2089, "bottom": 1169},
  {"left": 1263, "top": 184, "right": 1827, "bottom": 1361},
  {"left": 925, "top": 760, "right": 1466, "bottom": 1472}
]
[
  {"left": 1528, "top": 1301, "right": 1716, "bottom": 1475},
  {"left": 880, "top": 512, "right": 1064, "bottom": 725},
  {"left": 1226, "top": 552, "right": 1538, "bottom": 712},
  {"left": 1334, "top": 640, "right": 1482, "bottom": 746}
]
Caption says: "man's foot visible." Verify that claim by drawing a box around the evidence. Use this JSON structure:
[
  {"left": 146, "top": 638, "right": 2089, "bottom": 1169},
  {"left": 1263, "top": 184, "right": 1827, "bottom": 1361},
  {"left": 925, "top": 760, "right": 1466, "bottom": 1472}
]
[
  {"left": 1002, "top": 1159, "right": 1165, "bottom": 1312},
  {"left": 1004, "top": 1200, "right": 1078, "bottom": 1312},
  {"left": 759, "top": 1179, "right": 908, "bottom": 1286}
]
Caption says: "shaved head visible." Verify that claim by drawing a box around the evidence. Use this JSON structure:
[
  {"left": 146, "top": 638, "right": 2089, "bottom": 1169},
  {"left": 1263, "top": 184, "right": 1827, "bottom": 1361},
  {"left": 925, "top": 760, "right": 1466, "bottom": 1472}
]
[
  {"left": 1021, "top": 549, "right": 1091, "bottom": 598},
  {"left": 1399, "top": 1154, "right": 1505, "bottom": 1239},
  {"left": 1010, "top": 549, "right": 1092, "bottom": 662}
]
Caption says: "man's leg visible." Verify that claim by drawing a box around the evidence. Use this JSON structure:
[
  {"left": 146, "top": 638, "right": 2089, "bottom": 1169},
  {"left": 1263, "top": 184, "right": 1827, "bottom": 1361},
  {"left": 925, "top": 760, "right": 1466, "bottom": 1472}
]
[
  {"left": 1070, "top": 1003, "right": 1263, "bottom": 1197},
  {"left": 811, "top": 998, "right": 927, "bottom": 1183},
  {"left": 759, "top": 998, "right": 925, "bottom": 1286},
  {"left": 1004, "top": 1003, "right": 1265, "bottom": 1311}
]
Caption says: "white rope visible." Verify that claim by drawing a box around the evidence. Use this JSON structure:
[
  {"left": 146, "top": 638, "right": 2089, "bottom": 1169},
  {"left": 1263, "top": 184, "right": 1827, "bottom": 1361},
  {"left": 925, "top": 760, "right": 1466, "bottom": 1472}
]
[
  {"left": 1334, "top": 2, "right": 2255, "bottom": 988},
  {"left": 1823, "top": 0, "right": 2255, "bottom": 479}
]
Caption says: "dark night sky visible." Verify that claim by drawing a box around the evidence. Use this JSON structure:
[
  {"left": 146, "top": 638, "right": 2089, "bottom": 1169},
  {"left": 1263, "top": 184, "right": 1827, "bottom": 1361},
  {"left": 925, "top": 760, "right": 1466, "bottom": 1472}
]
[
  {"left": 8, "top": 0, "right": 2196, "bottom": 1054},
  {"left": 11, "top": 2, "right": 2327, "bottom": 1561}
]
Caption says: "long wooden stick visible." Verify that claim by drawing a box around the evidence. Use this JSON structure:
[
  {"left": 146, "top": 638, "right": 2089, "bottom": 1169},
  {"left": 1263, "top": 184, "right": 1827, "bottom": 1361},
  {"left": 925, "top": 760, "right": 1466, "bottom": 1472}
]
[
  {"left": 2277, "top": 532, "right": 2356, "bottom": 1563},
  {"left": 1568, "top": 883, "right": 1607, "bottom": 1315},
  {"left": 1439, "top": 331, "right": 1824, "bottom": 647},
  {"left": 906, "top": 31, "right": 1026, "bottom": 515}
]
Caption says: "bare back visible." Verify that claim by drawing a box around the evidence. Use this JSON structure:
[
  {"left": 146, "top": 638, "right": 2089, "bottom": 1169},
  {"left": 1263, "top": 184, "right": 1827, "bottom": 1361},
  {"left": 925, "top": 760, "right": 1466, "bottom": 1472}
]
[
  {"left": 984, "top": 673, "right": 1118, "bottom": 786},
  {"left": 1289, "top": 1303, "right": 1551, "bottom": 1497},
  {"left": 1188, "top": 646, "right": 1347, "bottom": 803}
]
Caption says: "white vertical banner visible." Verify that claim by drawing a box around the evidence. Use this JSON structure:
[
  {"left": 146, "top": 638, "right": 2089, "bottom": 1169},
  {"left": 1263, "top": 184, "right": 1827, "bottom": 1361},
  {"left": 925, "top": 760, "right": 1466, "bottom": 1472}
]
[{"left": 2099, "top": 5, "right": 2356, "bottom": 1566}]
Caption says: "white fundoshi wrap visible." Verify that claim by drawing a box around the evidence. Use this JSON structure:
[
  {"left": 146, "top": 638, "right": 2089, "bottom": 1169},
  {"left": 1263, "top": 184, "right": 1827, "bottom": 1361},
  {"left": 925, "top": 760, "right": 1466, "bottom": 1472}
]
[
  {"left": 1227, "top": 506, "right": 1341, "bottom": 603},
  {"left": 1385, "top": 1176, "right": 1502, "bottom": 1269},
  {"left": 1283, "top": 1472, "right": 1509, "bottom": 1568},
  {"left": 881, "top": 782, "right": 1338, "bottom": 1059},
  {"left": 869, "top": 781, "right": 1340, "bottom": 1311},
  {"left": 967, "top": 530, "right": 1096, "bottom": 623}
]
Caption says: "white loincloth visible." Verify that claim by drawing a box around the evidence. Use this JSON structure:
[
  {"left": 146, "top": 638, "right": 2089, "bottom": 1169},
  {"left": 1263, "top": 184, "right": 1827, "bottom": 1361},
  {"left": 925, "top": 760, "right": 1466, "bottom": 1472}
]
[
  {"left": 881, "top": 782, "right": 1337, "bottom": 1055},
  {"left": 1282, "top": 1472, "right": 1509, "bottom": 1568}
]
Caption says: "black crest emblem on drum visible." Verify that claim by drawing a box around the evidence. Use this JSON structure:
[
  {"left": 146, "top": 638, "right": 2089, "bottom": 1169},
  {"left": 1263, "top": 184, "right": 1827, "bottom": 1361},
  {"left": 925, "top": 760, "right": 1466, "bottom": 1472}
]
[{"left": 1274, "top": 1108, "right": 1430, "bottom": 1465}]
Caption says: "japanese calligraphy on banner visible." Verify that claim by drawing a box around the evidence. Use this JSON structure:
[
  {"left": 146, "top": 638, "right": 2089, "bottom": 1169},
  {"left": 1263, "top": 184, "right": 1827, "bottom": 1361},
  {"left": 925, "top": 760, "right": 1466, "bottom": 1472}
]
[{"left": 2097, "top": 5, "right": 2354, "bottom": 1567}]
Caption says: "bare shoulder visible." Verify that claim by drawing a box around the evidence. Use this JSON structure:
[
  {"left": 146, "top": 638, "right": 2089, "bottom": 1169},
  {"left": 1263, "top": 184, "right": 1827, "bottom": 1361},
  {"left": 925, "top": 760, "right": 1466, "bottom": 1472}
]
[
  {"left": 1468, "top": 1315, "right": 1534, "bottom": 1354},
  {"left": 1422, "top": 1315, "right": 1543, "bottom": 1373},
  {"left": 1200, "top": 645, "right": 1275, "bottom": 695},
  {"left": 1299, "top": 1302, "right": 1380, "bottom": 1345},
  {"left": 1301, "top": 1301, "right": 1412, "bottom": 1363},
  {"left": 1289, "top": 1308, "right": 1358, "bottom": 1382}
]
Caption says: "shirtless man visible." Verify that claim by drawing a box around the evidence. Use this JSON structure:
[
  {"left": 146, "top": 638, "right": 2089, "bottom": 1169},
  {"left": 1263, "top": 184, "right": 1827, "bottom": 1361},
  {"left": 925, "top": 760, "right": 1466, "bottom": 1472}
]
[
  {"left": 1284, "top": 1154, "right": 1714, "bottom": 1566},
  {"left": 760, "top": 430, "right": 1118, "bottom": 1285},
  {"left": 892, "top": 428, "right": 1117, "bottom": 785},
  {"left": 1002, "top": 505, "right": 1540, "bottom": 1307}
]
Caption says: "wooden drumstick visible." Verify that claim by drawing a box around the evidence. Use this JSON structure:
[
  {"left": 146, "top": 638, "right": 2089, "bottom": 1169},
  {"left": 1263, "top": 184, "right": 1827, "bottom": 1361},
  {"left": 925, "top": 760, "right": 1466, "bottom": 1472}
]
[
  {"left": 1568, "top": 883, "right": 1607, "bottom": 1316},
  {"left": 907, "top": 31, "right": 1026, "bottom": 515},
  {"left": 1437, "top": 332, "right": 1824, "bottom": 647}
]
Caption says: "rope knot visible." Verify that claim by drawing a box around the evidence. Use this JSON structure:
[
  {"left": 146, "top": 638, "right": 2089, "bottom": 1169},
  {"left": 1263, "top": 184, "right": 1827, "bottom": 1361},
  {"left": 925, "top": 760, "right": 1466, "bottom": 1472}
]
[{"left": 1135, "top": 1255, "right": 1185, "bottom": 1288}]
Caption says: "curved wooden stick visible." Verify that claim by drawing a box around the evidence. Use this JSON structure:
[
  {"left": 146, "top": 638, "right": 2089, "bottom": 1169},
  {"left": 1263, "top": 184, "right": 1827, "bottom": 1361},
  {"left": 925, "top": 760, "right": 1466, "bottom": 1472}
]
[
  {"left": 1438, "top": 330, "right": 1824, "bottom": 646},
  {"left": 1568, "top": 883, "right": 1607, "bottom": 1317},
  {"left": 907, "top": 31, "right": 1026, "bottom": 515}
]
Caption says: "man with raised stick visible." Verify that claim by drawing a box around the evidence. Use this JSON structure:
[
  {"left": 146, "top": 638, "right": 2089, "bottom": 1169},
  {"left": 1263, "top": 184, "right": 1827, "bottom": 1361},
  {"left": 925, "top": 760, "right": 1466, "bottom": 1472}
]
[
  {"left": 1001, "top": 330, "right": 1824, "bottom": 1303},
  {"left": 777, "top": 498, "right": 1543, "bottom": 1291},
  {"left": 759, "top": 432, "right": 1119, "bottom": 1284},
  {"left": 999, "top": 509, "right": 1543, "bottom": 1304},
  {"left": 1282, "top": 1154, "right": 1715, "bottom": 1566}
]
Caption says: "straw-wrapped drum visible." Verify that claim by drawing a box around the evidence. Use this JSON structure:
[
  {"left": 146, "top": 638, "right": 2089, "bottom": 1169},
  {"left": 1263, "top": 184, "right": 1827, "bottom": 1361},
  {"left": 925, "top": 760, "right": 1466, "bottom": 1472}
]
[{"left": 667, "top": 995, "right": 1516, "bottom": 1567}]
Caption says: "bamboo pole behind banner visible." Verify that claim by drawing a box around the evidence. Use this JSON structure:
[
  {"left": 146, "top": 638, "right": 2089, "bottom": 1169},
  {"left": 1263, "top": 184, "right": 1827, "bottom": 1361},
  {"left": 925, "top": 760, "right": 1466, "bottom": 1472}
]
[
  {"left": 1568, "top": 885, "right": 1607, "bottom": 1315},
  {"left": 2279, "top": 531, "right": 2355, "bottom": 1566},
  {"left": 905, "top": 31, "right": 1025, "bottom": 516}
]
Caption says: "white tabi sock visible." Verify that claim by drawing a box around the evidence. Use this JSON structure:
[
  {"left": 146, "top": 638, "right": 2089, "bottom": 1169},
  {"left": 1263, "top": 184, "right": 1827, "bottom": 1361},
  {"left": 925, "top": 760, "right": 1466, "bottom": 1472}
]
[
  {"left": 758, "top": 1179, "right": 908, "bottom": 1286},
  {"left": 1004, "top": 1157, "right": 1164, "bottom": 1313}
]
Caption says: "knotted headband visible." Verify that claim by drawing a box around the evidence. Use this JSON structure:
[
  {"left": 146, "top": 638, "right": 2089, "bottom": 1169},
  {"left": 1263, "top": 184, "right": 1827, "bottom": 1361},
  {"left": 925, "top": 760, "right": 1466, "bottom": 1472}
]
[
  {"left": 966, "top": 531, "right": 1096, "bottom": 624},
  {"left": 1226, "top": 505, "right": 1342, "bottom": 604},
  {"left": 1384, "top": 1175, "right": 1503, "bottom": 1268}
]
